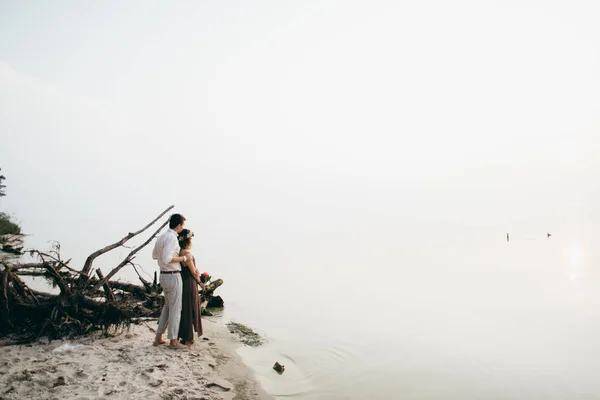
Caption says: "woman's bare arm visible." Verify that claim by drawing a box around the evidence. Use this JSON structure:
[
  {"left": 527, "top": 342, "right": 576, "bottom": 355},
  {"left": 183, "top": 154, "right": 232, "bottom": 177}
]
[
  {"left": 190, "top": 258, "right": 206, "bottom": 288},
  {"left": 180, "top": 250, "right": 204, "bottom": 287}
]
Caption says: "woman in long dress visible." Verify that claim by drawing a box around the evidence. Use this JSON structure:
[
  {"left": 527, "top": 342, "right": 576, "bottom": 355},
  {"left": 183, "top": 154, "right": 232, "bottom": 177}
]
[{"left": 177, "top": 229, "right": 204, "bottom": 345}]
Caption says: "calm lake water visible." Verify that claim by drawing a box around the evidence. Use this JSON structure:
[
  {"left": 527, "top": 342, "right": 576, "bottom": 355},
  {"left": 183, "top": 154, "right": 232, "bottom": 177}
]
[
  {"left": 20, "top": 213, "right": 600, "bottom": 399},
  {"left": 225, "top": 228, "right": 600, "bottom": 400}
]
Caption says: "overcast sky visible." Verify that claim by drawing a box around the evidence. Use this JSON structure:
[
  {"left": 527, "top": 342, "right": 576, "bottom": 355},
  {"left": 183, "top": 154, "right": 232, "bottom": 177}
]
[{"left": 1, "top": 0, "right": 599, "bottom": 281}]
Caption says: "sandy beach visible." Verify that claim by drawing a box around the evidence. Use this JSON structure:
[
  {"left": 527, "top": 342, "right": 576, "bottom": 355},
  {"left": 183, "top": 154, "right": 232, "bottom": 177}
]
[{"left": 0, "top": 318, "right": 273, "bottom": 400}]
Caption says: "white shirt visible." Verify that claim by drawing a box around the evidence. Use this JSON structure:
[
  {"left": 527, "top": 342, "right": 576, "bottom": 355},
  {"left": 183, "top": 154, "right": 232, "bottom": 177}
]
[{"left": 152, "top": 229, "right": 181, "bottom": 272}]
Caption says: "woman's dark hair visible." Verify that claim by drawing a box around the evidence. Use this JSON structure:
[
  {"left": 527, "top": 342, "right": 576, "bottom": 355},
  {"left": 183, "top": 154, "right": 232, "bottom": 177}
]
[
  {"left": 178, "top": 229, "right": 193, "bottom": 249},
  {"left": 169, "top": 213, "right": 186, "bottom": 229}
]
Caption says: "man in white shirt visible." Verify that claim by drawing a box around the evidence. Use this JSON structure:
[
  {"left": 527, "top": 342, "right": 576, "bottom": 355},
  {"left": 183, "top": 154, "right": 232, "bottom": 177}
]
[{"left": 152, "top": 213, "right": 188, "bottom": 349}]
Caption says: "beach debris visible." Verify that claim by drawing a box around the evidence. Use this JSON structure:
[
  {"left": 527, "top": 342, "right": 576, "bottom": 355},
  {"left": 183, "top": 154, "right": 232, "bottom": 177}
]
[
  {"left": 206, "top": 382, "right": 231, "bottom": 392},
  {"left": 148, "top": 380, "right": 163, "bottom": 388},
  {"left": 547, "top": 232, "right": 552, "bottom": 238},
  {"left": 506, "top": 233, "right": 509, "bottom": 242},
  {"left": 201, "top": 279, "right": 224, "bottom": 310},
  {"left": 52, "top": 376, "right": 66, "bottom": 387},
  {"left": 273, "top": 362, "right": 285, "bottom": 374},
  {"left": 226, "top": 322, "right": 265, "bottom": 347},
  {"left": 117, "top": 348, "right": 132, "bottom": 362}
]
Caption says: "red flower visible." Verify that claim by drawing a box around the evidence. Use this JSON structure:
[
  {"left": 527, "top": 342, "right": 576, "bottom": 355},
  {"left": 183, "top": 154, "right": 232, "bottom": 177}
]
[{"left": 200, "top": 272, "right": 211, "bottom": 284}]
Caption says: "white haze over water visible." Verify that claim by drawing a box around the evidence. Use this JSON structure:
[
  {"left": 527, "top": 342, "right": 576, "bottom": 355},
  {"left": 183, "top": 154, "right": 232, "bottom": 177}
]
[{"left": 2, "top": 1, "right": 600, "bottom": 398}]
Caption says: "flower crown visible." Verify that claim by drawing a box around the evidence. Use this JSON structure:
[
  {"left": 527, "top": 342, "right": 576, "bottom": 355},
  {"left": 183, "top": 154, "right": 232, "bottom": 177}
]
[{"left": 178, "top": 231, "right": 194, "bottom": 240}]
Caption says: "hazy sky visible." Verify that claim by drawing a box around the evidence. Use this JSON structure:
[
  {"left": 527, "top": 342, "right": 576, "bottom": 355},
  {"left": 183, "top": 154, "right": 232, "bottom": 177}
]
[{"left": 1, "top": 0, "right": 599, "bottom": 280}]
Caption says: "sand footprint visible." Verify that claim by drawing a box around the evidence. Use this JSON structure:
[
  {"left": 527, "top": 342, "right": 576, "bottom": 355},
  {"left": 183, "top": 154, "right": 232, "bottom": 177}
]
[
  {"left": 74, "top": 369, "right": 88, "bottom": 379},
  {"left": 148, "top": 379, "right": 163, "bottom": 387}
]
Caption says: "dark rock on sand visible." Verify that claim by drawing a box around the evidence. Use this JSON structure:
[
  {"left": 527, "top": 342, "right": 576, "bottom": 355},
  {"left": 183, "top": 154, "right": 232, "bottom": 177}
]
[{"left": 273, "top": 362, "right": 285, "bottom": 374}]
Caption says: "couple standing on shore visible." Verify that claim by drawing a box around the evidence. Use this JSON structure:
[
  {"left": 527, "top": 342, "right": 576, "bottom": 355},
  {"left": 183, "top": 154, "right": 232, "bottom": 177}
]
[{"left": 151, "top": 213, "right": 205, "bottom": 349}]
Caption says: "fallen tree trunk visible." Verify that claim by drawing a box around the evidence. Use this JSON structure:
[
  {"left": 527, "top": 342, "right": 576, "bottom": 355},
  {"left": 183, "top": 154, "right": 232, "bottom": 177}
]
[{"left": 0, "top": 206, "right": 227, "bottom": 342}]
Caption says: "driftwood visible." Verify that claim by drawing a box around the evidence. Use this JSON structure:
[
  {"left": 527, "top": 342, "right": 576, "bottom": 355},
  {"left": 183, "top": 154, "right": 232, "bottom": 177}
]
[
  {"left": 0, "top": 205, "right": 224, "bottom": 342},
  {"left": 78, "top": 205, "right": 174, "bottom": 289}
]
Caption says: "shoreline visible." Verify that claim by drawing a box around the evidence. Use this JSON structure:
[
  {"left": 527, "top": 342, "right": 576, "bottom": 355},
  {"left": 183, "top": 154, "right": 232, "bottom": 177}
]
[{"left": 0, "top": 317, "right": 274, "bottom": 400}]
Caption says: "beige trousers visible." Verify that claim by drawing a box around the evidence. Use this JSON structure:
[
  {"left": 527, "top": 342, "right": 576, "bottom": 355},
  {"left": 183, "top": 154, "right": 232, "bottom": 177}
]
[{"left": 157, "top": 273, "right": 182, "bottom": 340}]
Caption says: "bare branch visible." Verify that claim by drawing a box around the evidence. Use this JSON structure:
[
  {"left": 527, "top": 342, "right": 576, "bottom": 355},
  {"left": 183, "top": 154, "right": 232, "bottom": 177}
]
[
  {"left": 89, "top": 218, "right": 169, "bottom": 292},
  {"left": 13, "top": 271, "right": 47, "bottom": 277},
  {"left": 3, "top": 262, "right": 53, "bottom": 271},
  {"left": 79, "top": 205, "right": 174, "bottom": 280},
  {"left": 37, "top": 252, "right": 71, "bottom": 295},
  {"left": 96, "top": 270, "right": 115, "bottom": 302},
  {"left": 30, "top": 250, "right": 80, "bottom": 275},
  {"left": 131, "top": 263, "right": 152, "bottom": 288}
]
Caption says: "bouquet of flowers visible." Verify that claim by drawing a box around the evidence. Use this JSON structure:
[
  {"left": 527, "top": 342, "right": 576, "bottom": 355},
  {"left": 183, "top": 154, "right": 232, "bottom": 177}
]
[{"left": 200, "top": 272, "right": 211, "bottom": 284}]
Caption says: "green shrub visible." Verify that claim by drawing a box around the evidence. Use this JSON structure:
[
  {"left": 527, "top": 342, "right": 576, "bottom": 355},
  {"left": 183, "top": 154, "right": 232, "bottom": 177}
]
[{"left": 0, "top": 213, "right": 20, "bottom": 236}]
